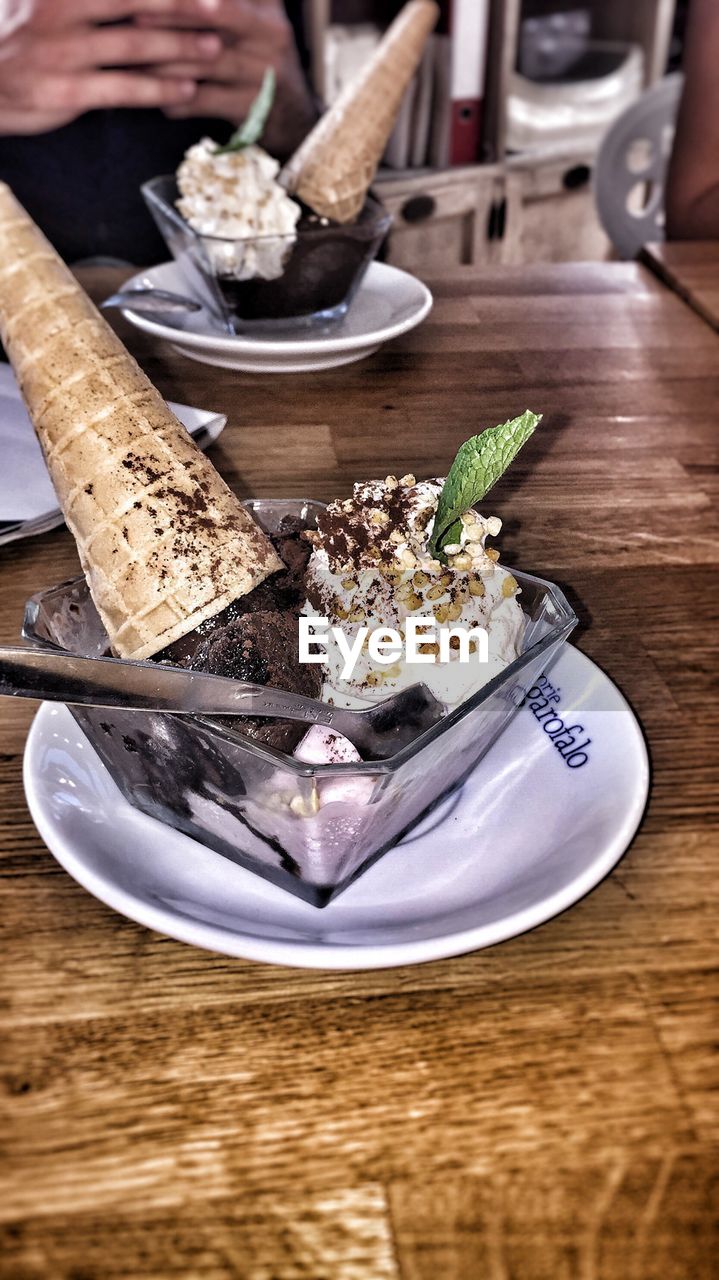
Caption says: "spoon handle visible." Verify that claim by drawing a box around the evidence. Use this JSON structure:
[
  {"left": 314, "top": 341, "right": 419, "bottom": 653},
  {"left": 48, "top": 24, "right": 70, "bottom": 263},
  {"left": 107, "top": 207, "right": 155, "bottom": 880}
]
[
  {"left": 100, "top": 288, "right": 203, "bottom": 315},
  {"left": 0, "top": 646, "right": 339, "bottom": 727}
]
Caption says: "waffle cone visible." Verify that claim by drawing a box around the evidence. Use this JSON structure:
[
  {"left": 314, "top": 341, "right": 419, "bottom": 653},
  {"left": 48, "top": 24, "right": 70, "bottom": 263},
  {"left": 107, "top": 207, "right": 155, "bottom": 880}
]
[
  {"left": 281, "top": 0, "right": 439, "bottom": 223},
  {"left": 0, "top": 184, "right": 282, "bottom": 660}
]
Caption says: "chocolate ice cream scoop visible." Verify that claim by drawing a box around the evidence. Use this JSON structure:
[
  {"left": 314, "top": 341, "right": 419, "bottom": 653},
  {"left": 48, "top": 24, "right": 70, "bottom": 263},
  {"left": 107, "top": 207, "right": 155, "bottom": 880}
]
[
  {"left": 155, "top": 519, "right": 317, "bottom": 750},
  {"left": 201, "top": 610, "right": 322, "bottom": 751}
]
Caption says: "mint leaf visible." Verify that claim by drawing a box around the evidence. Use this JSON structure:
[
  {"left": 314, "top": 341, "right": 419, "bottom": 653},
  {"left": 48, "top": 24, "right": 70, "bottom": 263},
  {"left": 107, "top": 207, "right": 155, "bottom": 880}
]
[
  {"left": 429, "top": 411, "right": 541, "bottom": 559},
  {"left": 215, "top": 68, "right": 276, "bottom": 154}
]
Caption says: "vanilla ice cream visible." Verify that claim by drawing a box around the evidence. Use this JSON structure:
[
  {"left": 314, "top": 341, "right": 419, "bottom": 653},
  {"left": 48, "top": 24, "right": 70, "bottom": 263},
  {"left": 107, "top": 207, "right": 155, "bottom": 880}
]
[
  {"left": 176, "top": 139, "right": 301, "bottom": 281},
  {"left": 301, "top": 474, "right": 525, "bottom": 710}
]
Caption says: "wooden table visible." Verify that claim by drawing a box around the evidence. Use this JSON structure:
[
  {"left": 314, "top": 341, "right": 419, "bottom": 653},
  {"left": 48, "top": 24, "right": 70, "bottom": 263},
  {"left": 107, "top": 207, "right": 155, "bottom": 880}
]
[
  {"left": 1, "top": 262, "right": 718, "bottom": 1279},
  {"left": 642, "top": 240, "right": 719, "bottom": 331}
]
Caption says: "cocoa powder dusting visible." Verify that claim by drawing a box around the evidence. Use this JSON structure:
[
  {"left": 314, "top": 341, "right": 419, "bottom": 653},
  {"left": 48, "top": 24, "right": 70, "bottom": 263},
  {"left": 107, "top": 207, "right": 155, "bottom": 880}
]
[{"left": 314, "top": 482, "right": 424, "bottom": 571}]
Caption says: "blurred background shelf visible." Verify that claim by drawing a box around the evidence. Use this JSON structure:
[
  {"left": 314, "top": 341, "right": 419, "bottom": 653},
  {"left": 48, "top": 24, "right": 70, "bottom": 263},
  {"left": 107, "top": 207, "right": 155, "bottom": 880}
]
[{"left": 304, "top": 0, "right": 681, "bottom": 268}]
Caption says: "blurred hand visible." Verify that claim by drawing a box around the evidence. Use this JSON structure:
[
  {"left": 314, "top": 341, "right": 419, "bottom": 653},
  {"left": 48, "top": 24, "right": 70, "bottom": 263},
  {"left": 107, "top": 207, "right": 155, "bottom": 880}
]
[
  {"left": 138, "top": 0, "right": 317, "bottom": 156},
  {"left": 0, "top": 0, "right": 229, "bottom": 135}
]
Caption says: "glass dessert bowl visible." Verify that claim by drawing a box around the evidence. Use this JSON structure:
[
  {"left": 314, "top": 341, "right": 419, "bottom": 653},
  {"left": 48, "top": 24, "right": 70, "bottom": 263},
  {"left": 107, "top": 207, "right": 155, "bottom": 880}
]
[
  {"left": 23, "top": 498, "right": 576, "bottom": 907},
  {"left": 142, "top": 176, "right": 392, "bottom": 331}
]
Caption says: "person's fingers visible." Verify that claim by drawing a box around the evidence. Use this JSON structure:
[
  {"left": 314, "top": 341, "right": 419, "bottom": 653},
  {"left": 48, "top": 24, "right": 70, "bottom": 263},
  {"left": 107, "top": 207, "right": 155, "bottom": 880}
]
[
  {"left": 89, "top": 25, "right": 220, "bottom": 69},
  {"left": 32, "top": 26, "right": 222, "bottom": 71},
  {"left": 163, "top": 82, "right": 252, "bottom": 120},
  {"left": 150, "top": 60, "right": 226, "bottom": 78},
  {"left": 67, "top": 0, "right": 225, "bottom": 23},
  {"left": 150, "top": 45, "right": 266, "bottom": 81},
  {"left": 26, "top": 0, "right": 221, "bottom": 34},
  {"left": 38, "top": 69, "right": 198, "bottom": 113},
  {"left": 0, "top": 105, "right": 72, "bottom": 135},
  {"left": 0, "top": 61, "right": 197, "bottom": 132},
  {"left": 136, "top": 0, "right": 287, "bottom": 36}
]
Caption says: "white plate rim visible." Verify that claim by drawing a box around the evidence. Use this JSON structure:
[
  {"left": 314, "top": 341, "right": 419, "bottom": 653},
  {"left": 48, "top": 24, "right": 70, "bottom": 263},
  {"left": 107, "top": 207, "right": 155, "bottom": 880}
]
[
  {"left": 22, "top": 648, "right": 650, "bottom": 971},
  {"left": 0, "top": 408, "right": 225, "bottom": 546},
  {"left": 121, "top": 261, "right": 433, "bottom": 355}
]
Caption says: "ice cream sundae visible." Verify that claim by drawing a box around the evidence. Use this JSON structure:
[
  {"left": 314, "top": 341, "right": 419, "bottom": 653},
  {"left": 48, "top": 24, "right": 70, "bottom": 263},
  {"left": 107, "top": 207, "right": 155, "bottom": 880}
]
[
  {"left": 300, "top": 474, "right": 525, "bottom": 710},
  {"left": 176, "top": 135, "right": 301, "bottom": 283},
  {"left": 0, "top": 187, "right": 575, "bottom": 903},
  {"left": 143, "top": 1, "right": 439, "bottom": 324},
  {"left": 157, "top": 410, "right": 539, "bottom": 791}
]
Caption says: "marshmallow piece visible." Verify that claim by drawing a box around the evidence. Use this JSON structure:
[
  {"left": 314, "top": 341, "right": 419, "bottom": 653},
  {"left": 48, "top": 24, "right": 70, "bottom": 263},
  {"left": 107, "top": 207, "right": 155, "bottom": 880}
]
[{"left": 294, "top": 726, "right": 375, "bottom": 808}]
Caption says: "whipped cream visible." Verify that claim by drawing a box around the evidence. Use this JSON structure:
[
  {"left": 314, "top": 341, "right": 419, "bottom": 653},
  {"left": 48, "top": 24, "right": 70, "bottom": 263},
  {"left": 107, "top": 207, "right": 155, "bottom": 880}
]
[
  {"left": 301, "top": 475, "right": 525, "bottom": 711},
  {"left": 176, "top": 139, "right": 301, "bottom": 281}
]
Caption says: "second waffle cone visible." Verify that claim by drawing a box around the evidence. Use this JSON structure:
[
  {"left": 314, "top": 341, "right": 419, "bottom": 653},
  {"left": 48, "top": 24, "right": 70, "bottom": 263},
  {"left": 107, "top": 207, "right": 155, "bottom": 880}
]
[{"left": 282, "top": 0, "right": 439, "bottom": 224}]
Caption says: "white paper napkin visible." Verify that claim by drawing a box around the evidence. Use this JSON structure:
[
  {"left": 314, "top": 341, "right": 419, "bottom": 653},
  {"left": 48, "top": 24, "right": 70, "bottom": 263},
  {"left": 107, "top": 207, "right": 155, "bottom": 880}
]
[{"left": 0, "top": 363, "right": 225, "bottom": 523}]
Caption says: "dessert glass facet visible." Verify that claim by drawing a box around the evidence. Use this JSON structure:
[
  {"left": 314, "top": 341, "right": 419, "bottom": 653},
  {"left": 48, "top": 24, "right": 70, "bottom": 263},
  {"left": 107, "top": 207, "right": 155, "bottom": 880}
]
[
  {"left": 23, "top": 499, "right": 576, "bottom": 907},
  {"left": 142, "top": 177, "right": 392, "bottom": 330}
]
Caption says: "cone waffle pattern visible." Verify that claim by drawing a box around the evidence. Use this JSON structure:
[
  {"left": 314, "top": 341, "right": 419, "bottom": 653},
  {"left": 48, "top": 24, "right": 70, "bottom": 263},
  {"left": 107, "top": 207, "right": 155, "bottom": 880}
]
[
  {"left": 0, "top": 183, "right": 282, "bottom": 660},
  {"left": 282, "top": 0, "right": 439, "bottom": 223}
]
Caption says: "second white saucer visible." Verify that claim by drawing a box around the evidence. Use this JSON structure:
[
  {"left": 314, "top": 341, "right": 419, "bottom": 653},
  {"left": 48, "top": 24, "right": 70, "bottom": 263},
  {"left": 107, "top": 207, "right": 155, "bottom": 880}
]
[{"left": 120, "top": 260, "right": 433, "bottom": 373}]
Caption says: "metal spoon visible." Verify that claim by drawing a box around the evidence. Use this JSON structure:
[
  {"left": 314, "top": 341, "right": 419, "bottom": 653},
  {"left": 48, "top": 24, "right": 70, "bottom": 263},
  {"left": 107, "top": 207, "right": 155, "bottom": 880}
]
[
  {"left": 101, "top": 287, "right": 203, "bottom": 316},
  {"left": 0, "top": 646, "right": 446, "bottom": 760}
]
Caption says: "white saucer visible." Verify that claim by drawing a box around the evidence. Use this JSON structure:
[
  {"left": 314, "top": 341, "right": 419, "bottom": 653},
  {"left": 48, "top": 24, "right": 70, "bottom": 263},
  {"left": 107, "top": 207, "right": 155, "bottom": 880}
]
[
  {"left": 120, "top": 260, "right": 433, "bottom": 373},
  {"left": 23, "top": 646, "right": 649, "bottom": 970}
]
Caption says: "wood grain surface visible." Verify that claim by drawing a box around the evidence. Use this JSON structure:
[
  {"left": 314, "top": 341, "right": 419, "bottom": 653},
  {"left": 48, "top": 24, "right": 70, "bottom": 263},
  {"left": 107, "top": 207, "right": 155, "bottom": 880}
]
[
  {"left": 642, "top": 240, "right": 719, "bottom": 332},
  {"left": 1, "top": 262, "right": 718, "bottom": 1280}
]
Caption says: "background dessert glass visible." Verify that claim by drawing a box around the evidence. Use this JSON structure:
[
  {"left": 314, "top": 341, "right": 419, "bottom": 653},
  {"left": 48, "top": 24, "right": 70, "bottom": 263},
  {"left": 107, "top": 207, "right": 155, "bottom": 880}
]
[
  {"left": 22, "top": 499, "right": 576, "bottom": 907},
  {"left": 142, "top": 177, "right": 392, "bottom": 332}
]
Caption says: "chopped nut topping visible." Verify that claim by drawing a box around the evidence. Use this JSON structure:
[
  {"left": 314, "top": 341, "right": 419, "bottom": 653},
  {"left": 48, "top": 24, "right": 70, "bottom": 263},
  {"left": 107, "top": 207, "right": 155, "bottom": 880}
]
[
  {"left": 405, "top": 591, "right": 423, "bottom": 611},
  {"left": 290, "top": 787, "right": 320, "bottom": 818},
  {"left": 447, "top": 600, "right": 463, "bottom": 621},
  {"left": 426, "top": 583, "right": 445, "bottom": 600},
  {"left": 469, "top": 576, "right": 485, "bottom": 597},
  {"left": 486, "top": 547, "right": 500, "bottom": 563},
  {"left": 450, "top": 552, "right": 472, "bottom": 570},
  {"left": 502, "top": 574, "right": 519, "bottom": 597},
  {"left": 342, "top": 577, "right": 357, "bottom": 591},
  {"left": 399, "top": 473, "right": 416, "bottom": 486},
  {"left": 419, "top": 641, "right": 440, "bottom": 656},
  {"left": 413, "top": 570, "right": 430, "bottom": 588}
]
